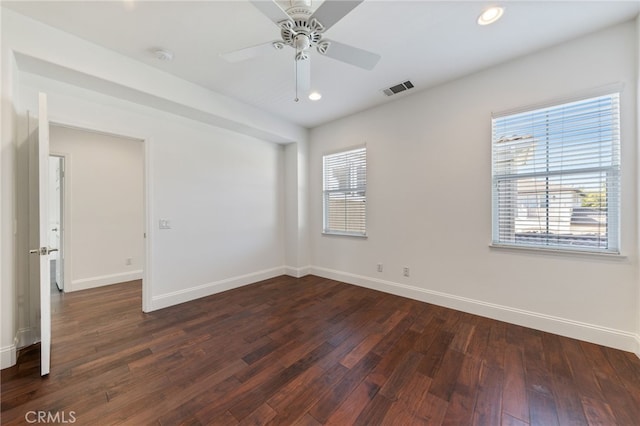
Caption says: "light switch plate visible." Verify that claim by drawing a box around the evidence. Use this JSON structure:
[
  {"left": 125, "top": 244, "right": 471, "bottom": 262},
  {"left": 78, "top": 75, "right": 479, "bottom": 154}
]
[{"left": 159, "top": 219, "right": 171, "bottom": 229}]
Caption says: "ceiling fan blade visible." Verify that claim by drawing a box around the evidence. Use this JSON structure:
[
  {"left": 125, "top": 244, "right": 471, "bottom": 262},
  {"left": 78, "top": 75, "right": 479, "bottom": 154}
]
[
  {"left": 220, "top": 41, "right": 283, "bottom": 63},
  {"left": 318, "top": 40, "right": 380, "bottom": 70},
  {"left": 309, "top": 0, "right": 363, "bottom": 31},
  {"left": 249, "top": 0, "right": 292, "bottom": 26},
  {"left": 295, "top": 56, "right": 311, "bottom": 95}
]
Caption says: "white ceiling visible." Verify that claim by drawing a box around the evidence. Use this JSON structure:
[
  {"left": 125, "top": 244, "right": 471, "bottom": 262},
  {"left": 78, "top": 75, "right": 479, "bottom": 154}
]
[{"left": 4, "top": 0, "right": 639, "bottom": 128}]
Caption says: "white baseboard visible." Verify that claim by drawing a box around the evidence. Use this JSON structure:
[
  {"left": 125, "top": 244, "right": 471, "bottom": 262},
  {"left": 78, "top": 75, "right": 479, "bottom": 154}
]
[
  {"left": 310, "top": 266, "right": 639, "bottom": 354},
  {"left": 284, "top": 265, "right": 310, "bottom": 278},
  {"left": 1, "top": 327, "right": 38, "bottom": 369},
  {"left": 0, "top": 338, "right": 17, "bottom": 370},
  {"left": 15, "top": 327, "right": 35, "bottom": 349},
  {"left": 150, "top": 266, "right": 286, "bottom": 311},
  {"left": 69, "top": 270, "right": 143, "bottom": 292}
]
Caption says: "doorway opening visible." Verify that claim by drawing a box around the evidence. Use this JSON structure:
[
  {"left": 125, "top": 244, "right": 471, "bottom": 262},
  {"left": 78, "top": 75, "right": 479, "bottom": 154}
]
[
  {"left": 49, "top": 124, "right": 146, "bottom": 298},
  {"left": 49, "top": 155, "right": 64, "bottom": 293}
]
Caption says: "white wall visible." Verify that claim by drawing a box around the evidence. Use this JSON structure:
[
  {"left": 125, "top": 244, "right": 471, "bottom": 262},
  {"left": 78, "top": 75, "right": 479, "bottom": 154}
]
[
  {"left": 636, "top": 15, "right": 640, "bottom": 357},
  {"left": 18, "top": 74, "right": 287, "bottom": 309},
  {"left": 50, "top": 126, "right": 144, "bottom": 291},
  {"left": 0, "top": 5, "right": 19, "bottom": 368},
  {"left": 1, "top": 8, "right": 306, "bottom": 368},
  {"left": 309, "top": 21, "right": 639, "bottom": 353},
  {"left": 284, "top": 140, "right": 310, "bottom": 277}
]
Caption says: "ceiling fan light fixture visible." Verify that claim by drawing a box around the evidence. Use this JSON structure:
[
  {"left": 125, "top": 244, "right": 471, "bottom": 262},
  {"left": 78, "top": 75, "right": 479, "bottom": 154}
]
[
  {"left": 294, "top": 34, "right": 311, "bottom": 50},
  {"left": 477, "top": 6, "right": 504, "bottom": 26},
  {"left": 308, "top": 91, "right": 322, "bottom": 101}
]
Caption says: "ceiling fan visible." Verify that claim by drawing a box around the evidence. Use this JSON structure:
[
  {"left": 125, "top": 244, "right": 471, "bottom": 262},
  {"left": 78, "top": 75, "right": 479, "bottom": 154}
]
[{"left": 221, "top": 0, "right": 381, "bottom": 101}]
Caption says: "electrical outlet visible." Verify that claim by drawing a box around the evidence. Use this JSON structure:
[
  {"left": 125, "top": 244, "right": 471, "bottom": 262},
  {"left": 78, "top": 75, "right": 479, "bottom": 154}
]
[
  {"left": 126, "top": 257, "right": 132, "bottom": 266},
  {"left": 403, "top": 267, "right": 410, "bottom": 277},
  {"left": 377, "top": 263, "right": 383, "bottom": 272}
]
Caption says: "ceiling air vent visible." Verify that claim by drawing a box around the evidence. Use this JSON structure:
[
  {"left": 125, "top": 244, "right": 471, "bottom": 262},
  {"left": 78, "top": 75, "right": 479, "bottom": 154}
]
[{"left": 382, "top": 80, "right": 414, "bottom": 97}]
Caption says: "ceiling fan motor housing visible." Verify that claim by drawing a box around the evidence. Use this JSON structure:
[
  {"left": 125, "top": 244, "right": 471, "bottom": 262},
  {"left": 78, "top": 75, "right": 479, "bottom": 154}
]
[
  {"left": 221, "top": 0, "right": 380, "bottom": 73},
  {"left": 280, "top": 5, "right": 324, "bottom": 53}
]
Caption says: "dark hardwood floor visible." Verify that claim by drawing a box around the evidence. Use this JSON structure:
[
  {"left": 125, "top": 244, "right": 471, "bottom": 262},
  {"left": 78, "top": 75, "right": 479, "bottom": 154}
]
[{"left": 2, "top": 275, "right": 640, "bottom": 425}]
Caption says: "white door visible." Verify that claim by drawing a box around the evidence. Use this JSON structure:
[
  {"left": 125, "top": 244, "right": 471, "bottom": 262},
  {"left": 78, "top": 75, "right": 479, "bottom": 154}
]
[{"left": 29, "top": 93, "right": 52, "bottom": 376}]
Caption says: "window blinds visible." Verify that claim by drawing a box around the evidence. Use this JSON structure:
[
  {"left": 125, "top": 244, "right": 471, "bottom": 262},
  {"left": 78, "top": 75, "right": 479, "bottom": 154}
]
[
  {"left": 491, "top": 93, "right": 620, "bottom": 253},
  {"left": 323, "top": 147, "right": 367, "bottom": 236}
]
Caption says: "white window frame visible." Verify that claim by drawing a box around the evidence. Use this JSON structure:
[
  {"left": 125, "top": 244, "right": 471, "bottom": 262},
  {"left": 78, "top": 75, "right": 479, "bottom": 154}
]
[
  {"left": 491, "top": 92, "right": 621, "bottom": 255},
  {"left": 322, "top": 146, "right": 367, "bottom": 237}
]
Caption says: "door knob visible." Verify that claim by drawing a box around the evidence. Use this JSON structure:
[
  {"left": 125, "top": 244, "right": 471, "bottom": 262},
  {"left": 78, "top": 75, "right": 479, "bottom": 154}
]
[{"left": 29, "top": 247, "right": 58, "bottom": 255}]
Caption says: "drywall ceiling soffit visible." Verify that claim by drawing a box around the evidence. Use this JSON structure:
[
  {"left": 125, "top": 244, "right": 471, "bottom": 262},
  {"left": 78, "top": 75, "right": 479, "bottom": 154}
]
[
  {"left": 13, "top": 53, "right": 300, "bottom": 144},
  {"left": 3, "top": 1, "right": 639, "bottom": 128}
]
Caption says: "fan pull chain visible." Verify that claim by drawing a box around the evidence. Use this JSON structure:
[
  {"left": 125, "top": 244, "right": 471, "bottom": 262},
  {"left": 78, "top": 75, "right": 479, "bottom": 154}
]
[{"left": 294, "top": 48, "right": 299, "bottom": 102}]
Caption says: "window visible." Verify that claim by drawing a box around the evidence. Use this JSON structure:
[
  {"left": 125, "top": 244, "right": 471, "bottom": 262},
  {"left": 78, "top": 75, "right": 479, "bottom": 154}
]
[
  {"left": 492, "top": 93, "right": 620, "bottom": 253},
  {"left": 323, "top": 146, "right": 367, "bottom": 236}
]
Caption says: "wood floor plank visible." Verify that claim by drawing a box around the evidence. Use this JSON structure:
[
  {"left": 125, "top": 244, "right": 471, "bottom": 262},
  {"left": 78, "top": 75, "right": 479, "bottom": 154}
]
[
  {"left": 380, "top": 399, "right": 421, "bottom": 425},
  {"left": 353, "top": 393, "right": 393, "bottom": 426},
  {"left": 484, "top": 320, "right": 507, "bottom": 370},
  {"left": 227, "top": 342, "right": 335, "bottom": 421},
  {"left": 237, "top": 402, "right": 277, "bottom": 425},
  {"left": 550, "top": 374, "right": 589, "bottom": 426},
  {"left": 416, "top": 330, "right": 455, "bottom": 378},
  {"left": 2, "top": 276, "right": 640, "bottom": 425},
  {"left": 340, "top": 332, "right": 383, "bottom": 369},
  {"left": 264, "top": 363, "right": 347, "bottom": 425},
  {"left": 393, "top": 373, "right": 449, "bottom": 424},
  {"left": 323, "top": 379, "right": 380, "bottom": 426},
  {"left": 367, "top": 328, "right": 420, "bottom": 389},
  {"left": 449, "top": 321, "right": 475, "bottom": 353},
  {"left": 308, "top": 351, "right": 380, "bottom": 423},
  {"left": 413, "top": 316, "right": 446, "bottom": 353},
  {"left": 528, "top": 389, "right": 560, "bottom": 426},
  {"left": 465, "top": 317, "right": 492, "bottom": 359},
  {"left": 541, "top": 332, "right": 573, "bottom": 381},
  {"left": 371, "top": 312, "right": 419, "bottom": 358},
  {"left": 292, "top": 413, "right": 322, "bottom": 426},
  {"left": 502, "top": 344, "right": 529, "bottom": 422},
  {"left": 471, "top": 363, "right": 503, "bottom": 426},
  {"left": 266, "top": 365, "right": 327, "bottom": 413},
  {"left": 592, "top": 374, "right": 640, "bottom": 426},
  {"left": 193, "top": 373, "right": 286, "bottom": 421},
  {"left": 502, "top": 412, "right": 529, "bottom": 426},
  {"left": 559, "top": 338, "right": 605, "bottom": 401},
  {"left": 580, "top": 395, "right": 617, "bottom": 426},
  {"left": 522, "top": 329, "right": 555, "bottom": 399},
  {"left": 427, "top": 348, "right": 465, "bottom": 402},
  {"left": 601, "top": 345, "right": 640, "bottom": 405},
  {"left": 413, "top": 393, "right": 449, "bottom": 425},
  {"left": 441, "top": 354, "right": 482, "bottom": 426},
  {"left": 395, "top": 373, "right": 433, "bottom": 417},
  {"left": 378, "top": 350, "right": 423, "bottom": 400},
  {"left": 157, "top": 376, "right": 241, "bottom": 425}
]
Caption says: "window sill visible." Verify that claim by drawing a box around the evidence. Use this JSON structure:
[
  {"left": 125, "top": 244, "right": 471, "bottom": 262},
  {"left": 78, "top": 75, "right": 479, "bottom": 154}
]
[
  {"left": 322, "top": 231, "right": 368, "bottom": 239},
  {"left": 489, "top": 243, "right": 625, "bottom": 259}
]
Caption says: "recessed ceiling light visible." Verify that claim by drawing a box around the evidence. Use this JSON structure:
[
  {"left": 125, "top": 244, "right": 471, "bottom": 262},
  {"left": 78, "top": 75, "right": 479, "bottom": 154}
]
[
  {"left": 308, "top": 91, "right": 322, "bottom": 101},
  {"left": 477, "top": 6, "right": 504, "bottom": 26}
]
